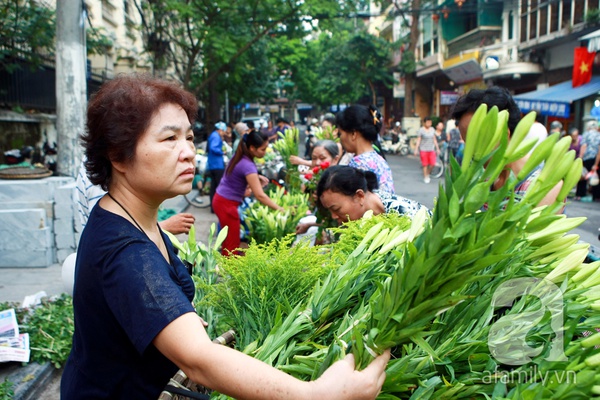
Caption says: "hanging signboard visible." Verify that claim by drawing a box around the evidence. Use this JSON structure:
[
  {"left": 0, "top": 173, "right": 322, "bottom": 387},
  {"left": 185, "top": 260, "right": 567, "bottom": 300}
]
[{"left": 393, "top": 72, "right": 405, "bottom": 99}]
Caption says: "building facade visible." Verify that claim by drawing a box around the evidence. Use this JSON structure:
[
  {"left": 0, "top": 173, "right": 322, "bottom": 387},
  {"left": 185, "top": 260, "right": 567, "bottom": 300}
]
[{"left": 372, "top": 0, "right": 600, "bottom": 130}]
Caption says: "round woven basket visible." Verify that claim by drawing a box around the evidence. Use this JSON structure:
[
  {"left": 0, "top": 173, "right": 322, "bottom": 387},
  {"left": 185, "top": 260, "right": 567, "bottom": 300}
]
[{"left": 0, "top": 166, "right": 53, "bottom": 180}]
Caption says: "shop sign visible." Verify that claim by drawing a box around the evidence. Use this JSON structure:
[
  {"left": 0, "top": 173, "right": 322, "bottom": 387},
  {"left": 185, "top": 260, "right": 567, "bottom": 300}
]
[
  {"left": 515, "top": 99, "right": 569, "bottom": 118},
  {"left": 440, "top": 91, "right": 459, "bottom": 105},
  {"left": 393, "top": 72, "right": 405, "bottom": 99}
]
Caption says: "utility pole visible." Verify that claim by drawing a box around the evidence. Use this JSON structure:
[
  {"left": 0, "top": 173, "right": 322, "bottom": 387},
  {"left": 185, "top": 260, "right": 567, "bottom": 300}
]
[
  {"left": 55, "top": 0, "right": 87, "bottom": 177},
  {"left": 225, "top": 73, "right": 230, "bottom": 122}
]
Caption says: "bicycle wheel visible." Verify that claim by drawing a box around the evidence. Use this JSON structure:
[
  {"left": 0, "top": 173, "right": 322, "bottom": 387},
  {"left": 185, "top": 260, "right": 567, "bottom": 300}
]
[
  {"left": 430, "top": 160, "right": 444, "bottom": 179},
  {"left": 184, "top": 189, "right": 211, "bottom": 208}
]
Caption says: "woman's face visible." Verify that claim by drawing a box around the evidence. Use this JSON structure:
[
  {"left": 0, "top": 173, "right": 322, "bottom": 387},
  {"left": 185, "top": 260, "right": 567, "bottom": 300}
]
[
  {"left": 311, "top": 146, "right": 338, "bottom": 167},
  {"left": 338, "top": 128, "right": 357, "bottom": 153},
  {"left": 122, "top": 103, "right": 196, "bottom": 200},
  {"left": 319, "top": 189, "right": 363, "bottom": 223},
  {"left": 250, "top": 141, "right": 269, "bottom": 159},
  {"left": 457, "top": 112, "right": 474, "bottom": 141}
]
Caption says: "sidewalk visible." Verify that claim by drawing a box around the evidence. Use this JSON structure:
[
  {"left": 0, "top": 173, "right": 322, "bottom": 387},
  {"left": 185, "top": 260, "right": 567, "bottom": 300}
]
[{"left": 0, "top": 192, "right": 217, "bottom": 304}]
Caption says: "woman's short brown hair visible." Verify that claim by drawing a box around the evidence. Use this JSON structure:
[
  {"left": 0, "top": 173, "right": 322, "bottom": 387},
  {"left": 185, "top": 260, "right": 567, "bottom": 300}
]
[{"left": 82, "top": 73, "right": 198, "bottom": 190}]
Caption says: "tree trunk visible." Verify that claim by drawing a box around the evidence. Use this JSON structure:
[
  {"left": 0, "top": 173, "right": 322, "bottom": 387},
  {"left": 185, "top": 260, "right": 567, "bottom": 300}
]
[
  {"left": 403, "top": 0, "right": 421, "bottom": 118},
  {"left": 55, "top": 0, "right": 86, "bottom": 177},
  {"left": 369, "top": 80, "right": 377, "bottom": 105},
  {"left": 404, "top": 74, "right": 414, "bottom": 117}
]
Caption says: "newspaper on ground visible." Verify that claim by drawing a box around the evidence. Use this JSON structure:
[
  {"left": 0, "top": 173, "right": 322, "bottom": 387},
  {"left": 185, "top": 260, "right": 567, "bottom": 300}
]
[{"left": 0, "top": 308, "right": 30, "bottom": 363}]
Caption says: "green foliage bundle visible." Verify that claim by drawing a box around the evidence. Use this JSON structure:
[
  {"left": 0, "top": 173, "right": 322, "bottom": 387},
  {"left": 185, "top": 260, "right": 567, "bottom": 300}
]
[
  {"left": 198, "top": 236, "right": 333, "bottom": 350},
  {"left": 165, "top": 224, "right": 226, "bottom": 340},
  {"left": 328, "top": 211, "right": 412, "bottom": 258},
  {"left": 313, "top": 126, "right": 339, "bottom": 142},
  {"left": 0, "top": 379, "right": 14, "bottom": 400}
]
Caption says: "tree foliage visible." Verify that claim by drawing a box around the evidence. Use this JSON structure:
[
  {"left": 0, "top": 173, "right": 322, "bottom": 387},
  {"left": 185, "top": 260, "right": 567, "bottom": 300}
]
[
  {"left": 132, "top": 0, "right": 371, "bottom": 123},
  {"left": 293, "top": 21, "right": 397, "bottom": 109},
  {"left": 0, "top": 0, "right": 55, "bottom": 71},
  {"left": 0, "top": 0, "right": 119, "bottom": 72}
]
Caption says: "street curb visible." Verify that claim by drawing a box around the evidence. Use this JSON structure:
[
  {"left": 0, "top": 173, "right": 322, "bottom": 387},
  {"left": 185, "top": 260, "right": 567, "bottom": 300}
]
[{"left": 0, "top": 361, "right": 58, "bottom": 399}]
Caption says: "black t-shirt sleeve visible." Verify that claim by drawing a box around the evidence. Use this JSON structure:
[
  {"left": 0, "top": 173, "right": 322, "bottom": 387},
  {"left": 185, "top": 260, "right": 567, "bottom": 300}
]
[{"left": 102, "top": 238, "right": 195, "bottom": 355}]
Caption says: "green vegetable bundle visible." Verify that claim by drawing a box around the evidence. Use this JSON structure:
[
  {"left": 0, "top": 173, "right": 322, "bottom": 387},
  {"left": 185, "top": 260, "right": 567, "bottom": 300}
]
[
  {"left": 313, "top": 125, "right": 339, "bottom": 142},
  {"left": 197, "top": 236, "right": 334, "bottom": 349},
  {"left": 1, "top": 294, "right": 74, "bottom": 369},
  {"left": 165, "top": 224, "right": 226, "bottom": 339}
]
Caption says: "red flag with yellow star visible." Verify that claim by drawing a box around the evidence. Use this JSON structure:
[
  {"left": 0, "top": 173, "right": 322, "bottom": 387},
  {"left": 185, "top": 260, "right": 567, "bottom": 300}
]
[{"left": 573, "top": 47, "right": 595, "bottom": 87}]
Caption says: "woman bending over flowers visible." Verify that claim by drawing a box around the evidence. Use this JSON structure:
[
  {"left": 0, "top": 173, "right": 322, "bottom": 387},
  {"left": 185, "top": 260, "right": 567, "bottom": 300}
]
[
  {"left": 317, "top": 165, "right": 429, "bottom": 224},
  {"left": 295, "top": 140, "right": 341, "bottom": 243}
]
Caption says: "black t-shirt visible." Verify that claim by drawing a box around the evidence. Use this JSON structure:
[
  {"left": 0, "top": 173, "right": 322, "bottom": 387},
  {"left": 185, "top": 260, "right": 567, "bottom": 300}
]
[{"left": 61, "top": 205, "right": 195, "bottom": 399}]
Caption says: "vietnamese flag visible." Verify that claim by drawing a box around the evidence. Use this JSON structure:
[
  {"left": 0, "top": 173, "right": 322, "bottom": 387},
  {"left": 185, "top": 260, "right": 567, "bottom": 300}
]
[{"left": 573, "top": 47, "right": 596, "bottom": 87}]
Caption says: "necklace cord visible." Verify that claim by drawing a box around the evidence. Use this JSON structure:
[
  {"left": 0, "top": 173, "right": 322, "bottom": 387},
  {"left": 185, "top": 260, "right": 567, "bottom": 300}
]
[
  {"left": 107, "top": 193, "right": 148, "bottom": 237},
  {"left": 106, "top": 193, "right": 174, "bottom": 267}
]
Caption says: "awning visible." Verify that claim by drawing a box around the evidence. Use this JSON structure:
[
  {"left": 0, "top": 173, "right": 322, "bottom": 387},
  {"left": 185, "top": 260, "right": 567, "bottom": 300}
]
[
  {"left": 443, "top": 51, "right": 482, "bottom": 84},
  {"left": 513, "top": 76, "right": 600, "bottom": 118}
]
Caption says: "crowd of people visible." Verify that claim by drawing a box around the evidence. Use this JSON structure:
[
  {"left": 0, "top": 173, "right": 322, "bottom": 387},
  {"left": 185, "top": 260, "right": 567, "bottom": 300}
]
[{"left": 66, "top": 73, "right": 597, "bottom": 398}]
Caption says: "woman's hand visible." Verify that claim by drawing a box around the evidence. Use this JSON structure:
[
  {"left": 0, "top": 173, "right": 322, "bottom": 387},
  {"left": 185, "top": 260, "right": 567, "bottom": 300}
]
[
  {"left": 290, "top": 155, "right": 310, "bottom": 166},
  {"left": 310, "top": 350, "right": 390, "bottom": 400},
  {"left": 296, "top": 223, "right": 310, "bottom": 234},
  {"left": 159, "top": 213, "right": 196, "bottom": 235},
  {"left": 258, "top": 175, "right": 269, "bottom": 187}
]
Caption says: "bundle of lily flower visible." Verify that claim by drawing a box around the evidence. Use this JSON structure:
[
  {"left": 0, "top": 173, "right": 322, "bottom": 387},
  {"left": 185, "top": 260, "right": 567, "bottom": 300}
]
[{"left": 189, "top": 105, "right": 599, "bottom": 399}]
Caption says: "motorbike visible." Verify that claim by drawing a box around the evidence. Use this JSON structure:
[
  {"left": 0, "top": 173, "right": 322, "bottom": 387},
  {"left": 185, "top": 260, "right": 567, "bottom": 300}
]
[
  {"left": 381, "top": 132, "right": 410, "bottom": 156},
  {"left": 257, "top": 155, "right": 287, "bottom": 189}
]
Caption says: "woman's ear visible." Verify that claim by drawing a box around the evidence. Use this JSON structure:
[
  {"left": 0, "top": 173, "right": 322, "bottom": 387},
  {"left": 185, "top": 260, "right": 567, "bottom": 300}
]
[
  {"left": 354, "top": 189, "right": 366, "bottom": 203},
  {"left": 111, "top": 158, "right": 127, "bottom": 174}
]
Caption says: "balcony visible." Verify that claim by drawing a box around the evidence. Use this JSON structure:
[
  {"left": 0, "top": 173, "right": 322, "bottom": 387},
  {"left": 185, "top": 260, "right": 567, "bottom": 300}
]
[
  {"left": 446, "top": 26, "right": 502, "bottom": 57},
  {"left": 480, "top": 42, "right": 543, "bottom": 81},
  {"left": 416, "top": 53, "right": 444, "bottom": 78}
]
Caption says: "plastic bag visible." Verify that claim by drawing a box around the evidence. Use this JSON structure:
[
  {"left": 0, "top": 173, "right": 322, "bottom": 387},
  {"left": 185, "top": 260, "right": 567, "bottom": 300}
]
[{"left": 588, "top": 170, "right": 600, "bottom": 186}]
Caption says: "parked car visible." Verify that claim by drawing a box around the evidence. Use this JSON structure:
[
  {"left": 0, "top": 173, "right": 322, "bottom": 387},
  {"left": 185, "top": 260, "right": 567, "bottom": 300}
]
[{"left": 243, "top": 115, "right": 269, "bottom": 130}]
